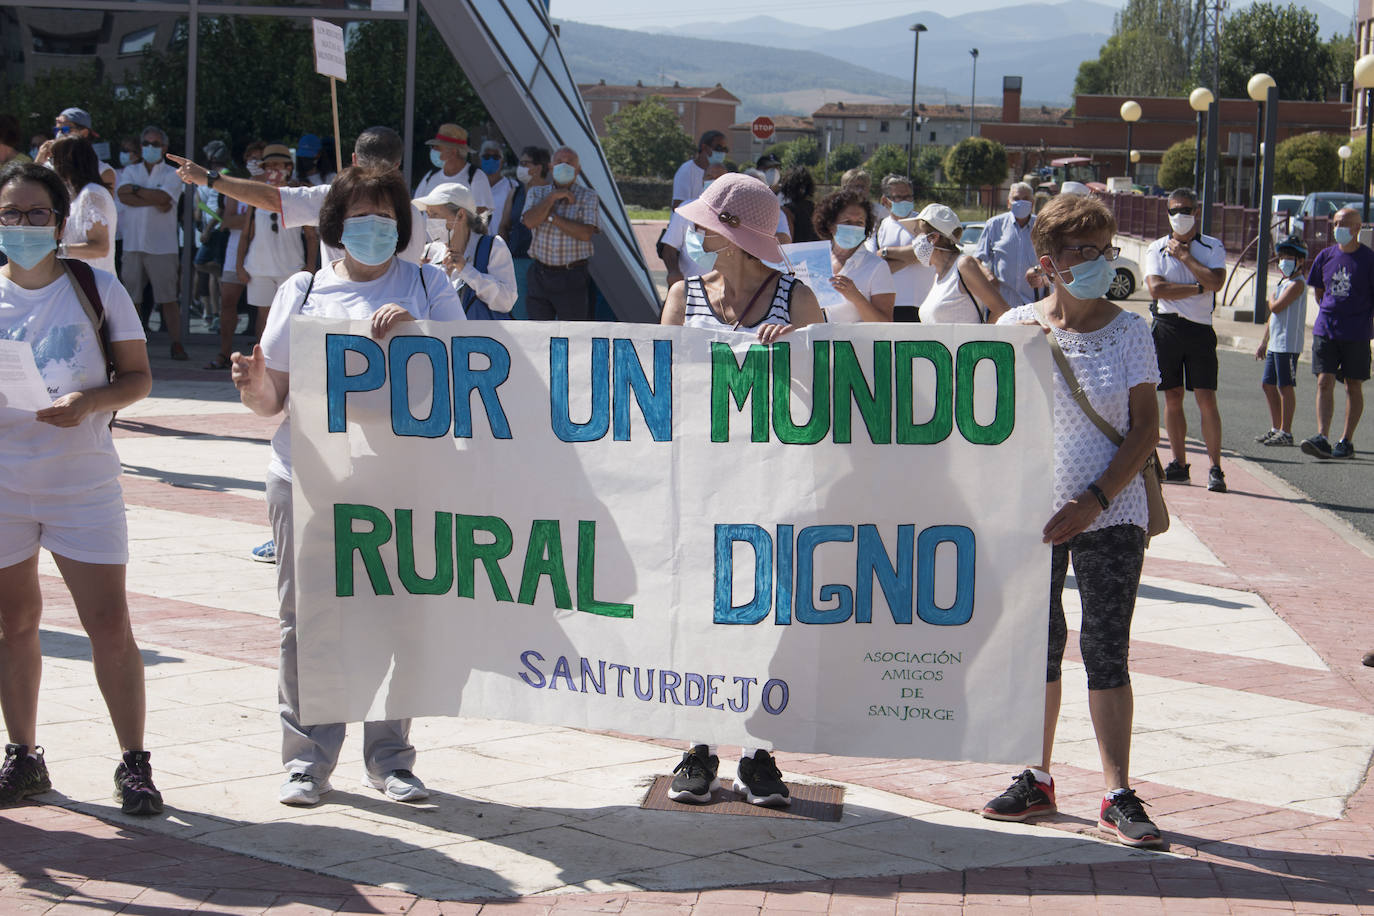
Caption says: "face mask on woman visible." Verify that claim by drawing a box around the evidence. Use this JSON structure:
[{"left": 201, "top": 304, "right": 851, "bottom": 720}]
[
  {"left": 684, "top": 229, "right": 718, "bottom": 272},
  {"left": 551, "top": 162, "right": 576, "bottom": 186},
  {"left": 425, "top": 217, "right": 449, "bottom": 244},
  {"left": 516, "top": 165, "right": 532, "bottom": 184},
  {"left": 480, "top": 155, "right": 501, "bottom": 175},
  {"left": 1052, "top": 254, "right": 1114, "bottom": 300},
  {"left": 914, "top": 233, "right": 936, "bottom": 266},
  {"left": 888, "top": 200, "right": 914, "bottom": 219},
  {"left": 340, "top": 214, "right": 399, "bottom": 267},
  {"left": 0, "top": 225, "right": 58, "bottom": 270},
  {"left": 833, "top": 224, "right": 866, "bottom": 250}
]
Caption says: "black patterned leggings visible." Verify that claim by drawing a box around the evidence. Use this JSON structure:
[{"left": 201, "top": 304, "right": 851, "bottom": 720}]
[{"left": 1047, "top": 524, "right": 1147, "bottom": 690}]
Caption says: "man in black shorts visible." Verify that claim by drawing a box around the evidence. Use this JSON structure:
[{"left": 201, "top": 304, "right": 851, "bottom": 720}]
[
  {"left": 1145, "top": 188, "right": 1229, "bottom": 491},
  {"left": 1300, "top": 207, "right": 1374, "bottom": 459}
]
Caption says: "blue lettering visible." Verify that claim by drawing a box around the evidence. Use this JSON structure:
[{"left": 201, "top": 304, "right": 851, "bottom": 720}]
[
  {"left": 518, "top": 650, "right": 545, "bottom": 688},
  {"left": 550, "top": 655, "right": 576, "bottom": 691},
  {"left": 917, "top": 525, "right": 976, "bottom": 626},
  {"left": 551, "top": 337, "right": 610, "bottom": 441},
  {"left": 856, "top": 523, "right": 914, "bottom": 624},
  {"left": 389, "top": 336, "right": 451, "bottom": 438},
  {"left": 612, "top": 338, "right": 672, "bottom": 441},
  {"left": 713, "top": 524, "right": 772, "bottom": 624},
  {"left": 795, "top": 525, "right": 854, "bottom": 624},
  {"left": 451, "top": 337, "right": 512, "bottom": 439},
  {"left": 326, "top": 334, "right": 384, "bottom": 432}
]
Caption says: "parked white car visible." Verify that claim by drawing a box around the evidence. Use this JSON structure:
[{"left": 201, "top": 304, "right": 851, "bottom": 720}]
[{"left": 961, "top": 220, "right": 1140, "bottom": 300}]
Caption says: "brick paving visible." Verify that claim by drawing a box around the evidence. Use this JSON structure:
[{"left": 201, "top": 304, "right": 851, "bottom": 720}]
[{"left": 1, "top": 352, "right": 1371, "bottom": 913}]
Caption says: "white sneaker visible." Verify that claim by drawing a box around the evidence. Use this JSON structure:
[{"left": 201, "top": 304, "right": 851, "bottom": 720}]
[
  {"left": 279, "top": 772, "right": 332, "bottom": 806},
  {"left": 364, "top": 769, "right": 430, "bottom": 802}
]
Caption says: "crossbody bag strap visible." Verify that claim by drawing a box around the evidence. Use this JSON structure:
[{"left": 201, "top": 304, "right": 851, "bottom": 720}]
[{"left": 1038, "top": 311, "right": 1125, "bottom": 447}]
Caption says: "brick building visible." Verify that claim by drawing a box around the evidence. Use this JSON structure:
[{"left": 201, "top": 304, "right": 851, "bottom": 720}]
[
  {"left": 577, "top": 80, "right": 740, "bottom": 143},
  {"left": 810, "top": 98, "right": 1069, "bottom": 157}
]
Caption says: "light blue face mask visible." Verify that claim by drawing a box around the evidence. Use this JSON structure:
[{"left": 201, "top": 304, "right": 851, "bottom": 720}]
[
  {"left": 0, "top": 226, "right": 58, "bottom": 270},
  {"left": 1053, "top": 254, "right": 1114, "bottom": 300},
  {"left": 119, "top": 151, "right": 135, "bottom": 167},
  {"left": 888, "top": 200, "right": 914, "bottom": 219},
  {"left": 684, "top": 229, "right": 717, "bottom": 272},
  {"left": 141, "top": 144, "right": 163, "bottom": 164},
  {"left": 429, "top": 148, "right": 444, "bottom": 170},
  {"left": 833, "top": 224, "right": 867, "bottom": 250},
  {"left": 708, "top": 150, "right": 727, "bottom": 166},
  {"left": 340, "top": 214, "right": 399, "bottom": 267},
  {"left": 1334, "top": 226, "right": 1355, "bottom": 246},
  {"left": 1278, "top": 258, "right": 1297, "bottom": 276},
  {"left": 1010, "top": 199, "right": 1033, "bottom": 220},
  {"left": 551, "top": 162, "right": 576, "bottom": 185}
]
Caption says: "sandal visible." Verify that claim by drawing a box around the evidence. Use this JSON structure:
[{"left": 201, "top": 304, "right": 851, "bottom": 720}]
[
  {"left": 170, "top": 343, "right": 189, "bottom": 361},
  {"left": 203, "top": 354, "right": 231, "bottom": 371}
]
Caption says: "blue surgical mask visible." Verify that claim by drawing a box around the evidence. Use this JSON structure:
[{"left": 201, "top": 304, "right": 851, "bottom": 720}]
[
  {"left": 141, "top": 145, "right": 163, "bottom": 164},
  {"left": 684, "top": 229, "right": 718, "bottom": 273},
  {"left": 29, "top": 147, "right": 40, "bottom": 160},
  {"left": 1334, "top": 226, "right": 1355, "bottom": 246},
  {"left": 0, "top": 226, "right": 58, "bottom": 270},
  {"left": 340, "top": 215, "right": 399, "bottom": 267},
  {"left": 480, "top": 155, "right": 501, "bottom": 175},
  {"left": 833, "top": 224, "right": 867, "bottom": 250},
  {"left": 119, "top": 151, "right": 134, "bottom": 167},
  {"left": 551, "top": 162, "right": 576, "bottom": 185},
  {"left": 1278, "top": 258, "right": 1296, "bottom": 276},
  {"left": 888, "top": 200, "right": 914, "bottom": 219},
  {"left": 1053, "top": 254, "right": 1114, "bottom": 300},
  {"left": 429, "top": 148, "right": 444, "bottom": 170},
  {"left": 1010, "top": 199, "right": 1033, "bottom": 220},
  {"left": 708, "top": 150, "right": 727, "bottom": 166}
]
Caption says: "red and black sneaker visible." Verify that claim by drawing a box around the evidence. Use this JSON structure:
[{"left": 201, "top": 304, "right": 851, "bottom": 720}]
[
  {"left": 1099, "top": 788, "right": 1163, "bottom": 847},
  {"left": 114, "top": 750, "right": 164, "bottom": 816},
  {"left": 980, "top": 769, "right": 1056, "bottom": 821},
  {"left": 0, "top": 744, "right": 52, "bottom": 805}
]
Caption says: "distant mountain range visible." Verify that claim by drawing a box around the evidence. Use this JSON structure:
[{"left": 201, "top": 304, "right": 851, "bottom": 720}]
[{"left": 556, "top": 0, "right": 1356, "bottom": 117}]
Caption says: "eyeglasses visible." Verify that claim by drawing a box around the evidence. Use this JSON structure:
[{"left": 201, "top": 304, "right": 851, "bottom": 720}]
[
  {"left": 1167, "top": 206, "right": 1195, "bottom": 216},
  {"left": 0, "top": 207, "right": 55, "bottom": 226},
  {"left": 711, "top": 145, "right": 729, "bottom": 153},
  {"left": 1060, "top": 244, "right": 1120, "bottom": 262}
]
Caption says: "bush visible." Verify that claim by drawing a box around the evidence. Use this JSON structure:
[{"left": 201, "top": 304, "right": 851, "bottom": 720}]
[
  {"left": 828, "top": 143, "right": 864, "bottom": 174},
  {"left": 778, "top": 136, "right": 819, "bottom": 170},
  {"left": 943, "top": 138, "right": 1008, "bottom": 189},
  {"left": 601, "top": 95, "right": 694, "bottom": 179},
  {"left": 862, "top": 145, "right": 913, "bottom": 193},
  {"left": 1157, "top": 138, "right": 1198, "bottom": 191},
  {"left": 1274, "top": 132, "right": 1343, "bottom": 195}
]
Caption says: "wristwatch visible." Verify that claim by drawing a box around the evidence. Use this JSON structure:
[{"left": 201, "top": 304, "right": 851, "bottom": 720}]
[
  {"left": 205, "top": 170, "right": 220, "bottom": 188},
  {"left": 1194, "top": 281, "right": 1204, "bottom": 294},
  {"left": 1086, "top": 483, "right": 1110, "bottom": 510},
  {"left": 879, "top": 246, "right": 889, "bottom": 259}
]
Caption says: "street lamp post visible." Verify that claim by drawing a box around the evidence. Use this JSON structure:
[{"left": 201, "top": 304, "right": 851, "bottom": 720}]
[
  {"left": 1355, "top": 54, "right": 1374, "bottom": 221},
  {"left": 907, "top": 23, "right": 927, "bottom": 180},
  {"left": 968, "top": 48, "right": 979, "bottom": 138},
  {"left": 1340, "top": 144, "right": 1353, "bottom": 193},
  {"left": 1247, "top": 73, "right": 1275, "bottom": 208},
  {"left": 1189, "top": 87, "right": 1214, "bottom": 196},
  {"left": 1253, "top": 79, "right": 1279, "bottom": 325},
  {"left": 1120, "top": 100, "right": 1141, "bottom": 181}
]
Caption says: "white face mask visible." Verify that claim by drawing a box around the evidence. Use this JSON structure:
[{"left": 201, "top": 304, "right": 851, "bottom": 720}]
[
  {"left": 516, "top": 165, "right": 531, "bottom": 183},
  {"left": 1169, "top": 212, "right": 1195, "bottom": 235},
  {"left": 914, "top": 233, "right": 936, "bottom": 266},
  {"left": 425, "top": 217, "right": 448, "bottom": 243}
]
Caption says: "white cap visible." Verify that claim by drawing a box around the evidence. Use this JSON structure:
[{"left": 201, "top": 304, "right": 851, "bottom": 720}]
[
  {"left": 1059, "top": 181, "right": 1091, "bottom": 197},
  {"left": 413, "top": 182, "right": 476, "bottom": 216},
  {"left": 899, "top": 202, "right": 962, "bottom": 244}
]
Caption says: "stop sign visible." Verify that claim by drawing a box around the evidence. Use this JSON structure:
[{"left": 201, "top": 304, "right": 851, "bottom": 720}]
[{"left": 751, "top": 116, "right": 775, "bottom": 141}]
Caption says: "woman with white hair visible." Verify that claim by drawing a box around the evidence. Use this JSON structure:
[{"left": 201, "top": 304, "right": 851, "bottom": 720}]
[
  {"left": 904, "top": 203, "right": 1009, "bottom": 323},
  {"left": 415, "top": 182, "right": 517, "bottom": 318}
]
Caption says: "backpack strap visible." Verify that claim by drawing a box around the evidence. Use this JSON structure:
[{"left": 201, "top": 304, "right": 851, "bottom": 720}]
[
  {"left": 60, "top": 258, "right": 114, "bottom": 384},
  {"left": 460, "top": 235, "right": 496, "bottom": 315}
]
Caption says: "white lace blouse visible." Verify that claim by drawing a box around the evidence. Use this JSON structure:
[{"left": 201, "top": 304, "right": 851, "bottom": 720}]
[{"left": 64, "top": 183, "right": 118, "bottom": 277}]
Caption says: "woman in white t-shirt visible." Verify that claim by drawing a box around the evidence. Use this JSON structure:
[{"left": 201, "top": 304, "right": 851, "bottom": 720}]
[
  {"left": 980, "top": 194, "right": 1165, "bottom": 849},
  {"left": 233, "top": 166, "right": 464, "bottom": 810},
  {"left": 811, "top": 188, "right": 894, "bottom": 322},
  {"left": 47, "top": 136, "right": 117, "bottom": 276},
  {"left": 0, "top": 162, "right": 162, "bottom": 814},
  {"left": 907, "top": 203, "right": 1009, "bottom": 324}
]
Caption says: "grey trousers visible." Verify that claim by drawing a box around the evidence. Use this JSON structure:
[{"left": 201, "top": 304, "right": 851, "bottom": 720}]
[{"left": 267, "top": 473, "right": 415, "bottom": 779}]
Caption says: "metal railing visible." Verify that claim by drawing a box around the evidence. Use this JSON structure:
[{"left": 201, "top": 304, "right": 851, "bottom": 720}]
[{"left": 1099, "top": 193, "right": 1336, "bottom": 265}]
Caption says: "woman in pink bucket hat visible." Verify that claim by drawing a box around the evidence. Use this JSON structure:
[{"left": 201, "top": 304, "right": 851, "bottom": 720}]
[
  {"left": 656, "top": 172, "right": 823, "bottom": 808},
  {"left": 661, "top": 172, "right": 823, "bottom": 341}
]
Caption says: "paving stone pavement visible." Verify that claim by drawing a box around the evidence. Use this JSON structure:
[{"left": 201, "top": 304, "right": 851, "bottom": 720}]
[{"left": 1, "top": 343, "right": 1371, "bottom": 914}]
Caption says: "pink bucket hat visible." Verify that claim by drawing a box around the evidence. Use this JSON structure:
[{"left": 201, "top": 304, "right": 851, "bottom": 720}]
[{"left": 675, "top": 173, "right": 784, "bottom": 263}]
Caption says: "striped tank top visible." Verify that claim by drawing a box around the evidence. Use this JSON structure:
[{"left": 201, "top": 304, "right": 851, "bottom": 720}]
[{"left": 682, "top": 274, "right": 798, "bottom": 331}]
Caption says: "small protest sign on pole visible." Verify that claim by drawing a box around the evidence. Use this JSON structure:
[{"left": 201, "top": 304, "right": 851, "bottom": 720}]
[{"left": 312, "top": 18, "right": 347, "bottom": 174}]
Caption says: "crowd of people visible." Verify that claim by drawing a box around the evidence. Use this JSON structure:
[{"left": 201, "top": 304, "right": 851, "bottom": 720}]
[{"left": 0, "top": 107, "right": 1371, "bottom": 854}]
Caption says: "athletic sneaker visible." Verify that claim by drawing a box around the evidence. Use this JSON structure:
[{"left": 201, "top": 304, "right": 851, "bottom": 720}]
[
  {"left": 1332, "top": 439, "right": 1356, "bottom": 459},
  {"left": 668, "top": 745, "right": 719, "bottom": 804},
  {"left": 980, "top": 769, "right": 1056, "bottom": 821},
  {"left": 365, "top": 769, "right": 430, "bottom": 802},
  {"left": 1301, "top": 434, "right": 1333, "bottom": 459},
  {"left": 251, "top": 539, "right": 277, "bottom": 563},
  {"left": 733, "top": 750, "right": 790, "bottom": 807},
  {"left": 1162, "top": 459, "right": 1190, "bottom": 483},
  {"left": 1263, "top": 431, "right": 1294, "bottom": 447},
  {"left": 279, "top": 771, "right": 333, "bottom": 806},
  {"left": 1099, "top": 788, "right": 1163, "bottom": 847},
  {"left": 1254, "top": 429, "right": 1278, "bottom": 443},
  {"left": 1207, "top": 466, "right": 1227, "bottom": 493},
  {"left": 0, "top": 744, "right": 52, "bottom": 805},
  {"left": 114, "top": 750, "right": 163, "bottom": 816}
]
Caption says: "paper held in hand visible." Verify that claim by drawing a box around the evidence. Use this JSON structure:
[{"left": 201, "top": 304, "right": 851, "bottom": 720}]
[
  {"left": 777, "top": 240, "right": 845, "bottom": 312},
  {"left": 0, "top": 340, "right": 54, "bottom": 412}
]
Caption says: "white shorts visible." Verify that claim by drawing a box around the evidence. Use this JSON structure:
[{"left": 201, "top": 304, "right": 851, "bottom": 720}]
[
  {"left": 0, "top": 481, "right": 129, "bottom": 568},
  {"left": 247, "top": 274, "right": 291, "bottom": 308}
]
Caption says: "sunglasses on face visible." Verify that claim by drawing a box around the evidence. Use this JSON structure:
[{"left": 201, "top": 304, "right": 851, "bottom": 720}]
[
  {"left": 1167, "top": 206, "right": 1195, "bottom": 216},
  {"left": 0, "top": 207, "right": 55, "bottom": 226},
  {"left": 53, "top": 125, "right": 73, "bottom": 136}
]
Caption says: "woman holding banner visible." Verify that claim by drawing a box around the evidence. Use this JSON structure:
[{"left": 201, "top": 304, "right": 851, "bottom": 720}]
[
  {"left": 658, "top": 172, "right": 823, "bottom": 807},
  {"left": 982, "top": 193, "right": 1163, "bottom": 848},
  {"left": 231, "top": 166, "right": 464, "bottom": 807}
]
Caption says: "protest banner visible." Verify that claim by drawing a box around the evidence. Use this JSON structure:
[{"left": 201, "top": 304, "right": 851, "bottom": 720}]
[
  {"left": 311, "top": 19, "right": 346, "bottom": 174},
  {"left": 290, "top": 320, "right": 1053, "bottom": 764}
]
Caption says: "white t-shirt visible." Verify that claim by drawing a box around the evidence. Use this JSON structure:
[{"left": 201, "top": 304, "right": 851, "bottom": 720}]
[
  {"left": 1144, "top": 233, "right": 1226, "bottom": 325},
  {"left": 413, "top": 164, "right": 496, "bottom": 213},
  {"left": 420, "top": 231, "right": 517, "bottom": 314},
  {"left": 64, "top": 183, "right": 118, "bottom": 276},
  {"left": 865, "top": 217, "right": 932, "bottom": 309},
  {"left": 672, "top": 159, "right": 704, "bottom": 205},
  {"left": 117, "top": 162, "right": 183, "bottom": 254},
  {"left": 487, "top": 176, "right": 517, "bottom": 237},
  {"left": 260, "top": 258, "right": 465, "bottom": 482},
  {"left": 920, "top": 260, "right": 983, "bottom": 324},
  {"left": 223, "top": 199, "right": 249, "bottom": 275},
  {"left": 1000, "top": 305, "right": 1160, "bottom": 533},
  {"left": 243, "top": 206, "right": 307, "bottom": 278},
  {"left": 0, "top": 268, "right": 145, "bottom": 497},
  {"left": 278, "top": 184, "right": 427, "bottom": 265},
  {"left": 825, "top": 245, "right": 896, "bottom": 323}
]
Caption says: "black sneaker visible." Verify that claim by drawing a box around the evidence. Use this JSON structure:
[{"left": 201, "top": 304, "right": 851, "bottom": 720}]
[
  {"left": 114, "top": 750, "right": 164, "bottom": 816},
  {"left": 1207, "top": 466, "right": 1227, "bottom": 492},
  {"left": 0, "top": 744, "right": 52, "bottom": 805},
  {"left": 980, "top": 769, "right": 1056, "bottom": 821},
  {"left": 1333, "top": 439, "right": 1356, "bottom": 459},
  {"left": 733, "top": 750, "right": 790, "bottom": 807},
  {"left": 1099, "top": 788, "right": 1162, "bottom": 847},
  {"left": 1301, "top": 434, "right": 1333, "bottom": 459},
  {"left": 668, "top": 744, "right": 719, "bottom": 804},
  {"left": 1163, "top": 459, "right": 1190, "bottom": 482}
]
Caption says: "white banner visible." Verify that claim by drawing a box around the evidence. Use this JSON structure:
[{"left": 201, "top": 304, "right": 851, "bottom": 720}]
[{"left": 290, "top": 320, "right": 1053, "bottom": 764}]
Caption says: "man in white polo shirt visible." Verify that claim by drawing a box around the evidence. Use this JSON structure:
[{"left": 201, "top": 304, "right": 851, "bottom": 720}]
[
  {"left": 1145, "top": 187, "right": 1229, "bottom": 492},
  {"left": 117, "top": 125, "right": 185, "bottom": 359}
]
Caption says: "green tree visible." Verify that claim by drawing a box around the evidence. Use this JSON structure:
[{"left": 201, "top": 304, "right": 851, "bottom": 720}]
[
  {"left": 1212, "top": 3, "right": 1332, "bottom": 101},
  {"left": 943, "top": 138, "right": 1008, "bottom": 189},
  {"left": 1075, "top": 0, "right": 1208, "bottom": 97},
  {"left": 778, "top": 135, "right": 819, "bottom": 170},
  {"left": 1326, "top": 30, "right": 1357, "bottom": 100},
  {"left": 1273, "top": 132, "right": 1343, "bottom": 194},
  {"left": 1157, "top": 138, "right": 1199, "bottom": 190},
  {"left": 600, "top": 95, "right": 693, "bottom": 179},
  {"left": 828, "top": 143, "right": 864, "bottom": 174},
  {"left": 862, "top": 144, "right": 913, "bottom": 187}
]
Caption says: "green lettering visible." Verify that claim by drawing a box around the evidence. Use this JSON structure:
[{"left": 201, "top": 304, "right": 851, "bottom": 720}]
[
  {"left": 771, "top": 340, "right": 830, "bottom": 445},
  {"left": 518, "top": 520, "right": 573, "bottom": 608},
  {"left": 395, "top": 509, "right": 454, "bottom": 595},
  {"left": 576, "top": 520, "right": 633, "bottom": 618},
  {"left": 896, "top": 341, "right": 953, "bottom": 444},
  {"left": 833, "top": 340, "right": 891, "bottom": 444},
  {"left": 710, "top": 341, "right": 769, "bottom": 442},
  {"left": 334, "top": 503, "right": 393, "bottom": 597},
  {"left": 955, "top": 341, "right": 1015, "bottom": 445},
  {"left": 455, "top": 515, "right": 514, "bottom": 602}
]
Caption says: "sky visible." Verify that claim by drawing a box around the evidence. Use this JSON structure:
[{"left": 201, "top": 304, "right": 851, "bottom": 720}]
[{"left": 548, "top": 0, "right": 1125, "bottom": 30}]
